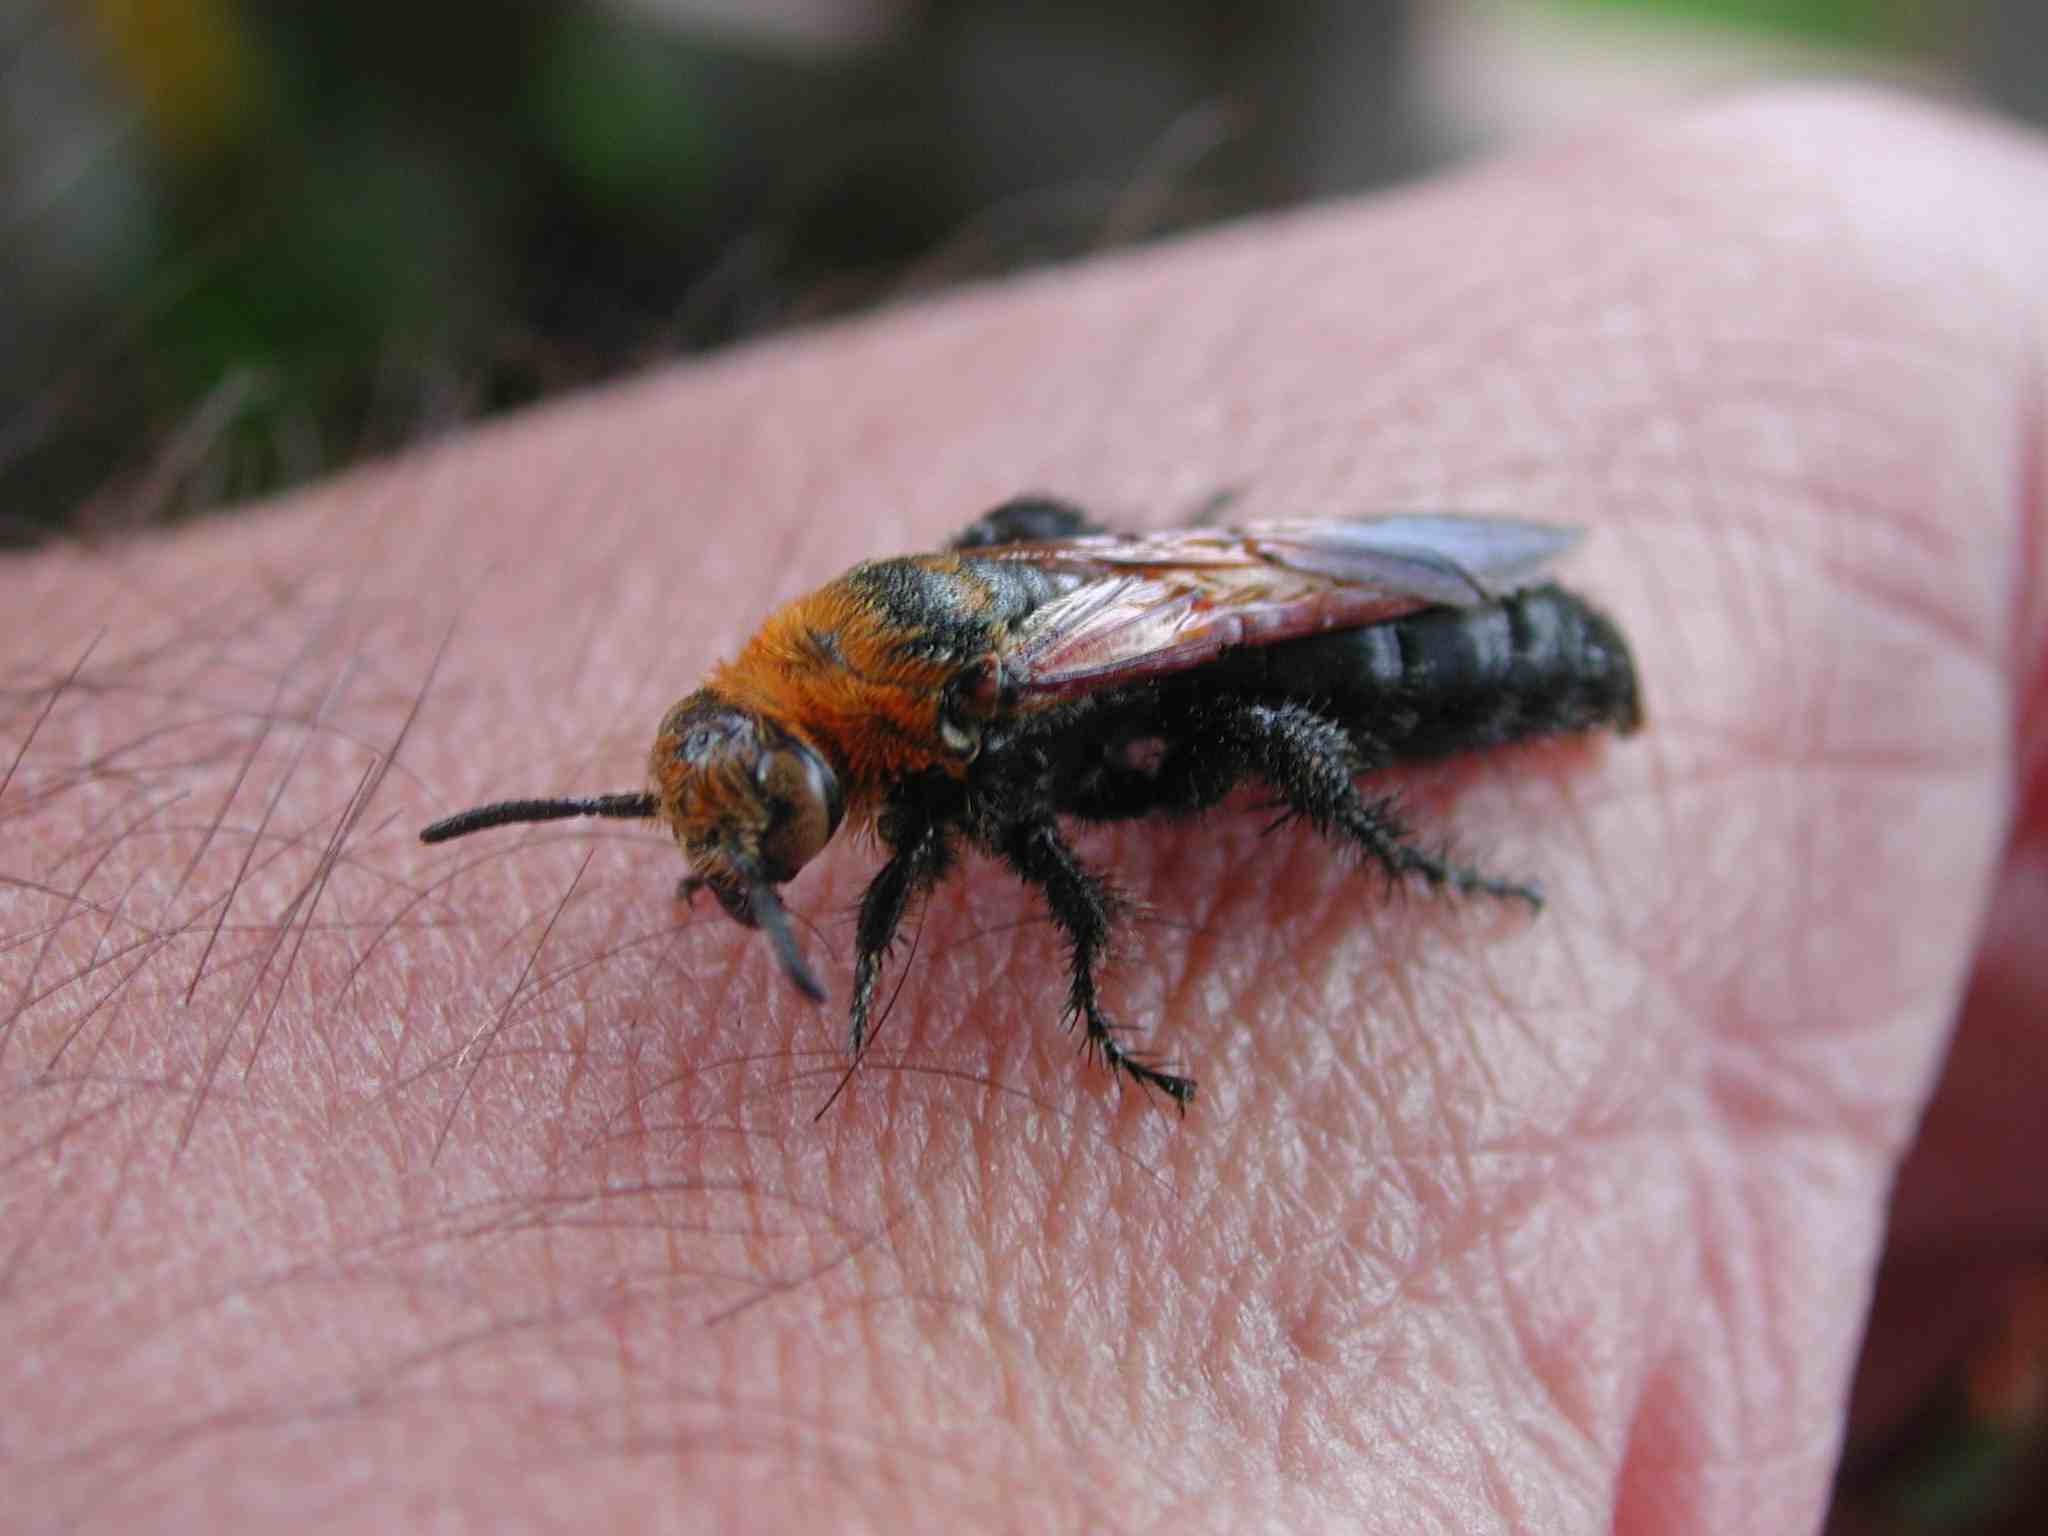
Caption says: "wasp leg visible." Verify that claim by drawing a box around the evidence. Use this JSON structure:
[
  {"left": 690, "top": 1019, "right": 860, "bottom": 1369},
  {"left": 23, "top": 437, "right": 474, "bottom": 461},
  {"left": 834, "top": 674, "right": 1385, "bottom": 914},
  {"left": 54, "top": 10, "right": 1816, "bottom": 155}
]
[
  {"left": 1192, "top": 701, "right": 1543, "bottom": 906},
  {"left": 948, "top": 495, "right": 1107, "bottom": 550},
  {"left": 993, "top": 817, "right": 1196, "bottom": 1108},
  {"left": 848, "top": 809, "right": 953, "bottom": 1058}
]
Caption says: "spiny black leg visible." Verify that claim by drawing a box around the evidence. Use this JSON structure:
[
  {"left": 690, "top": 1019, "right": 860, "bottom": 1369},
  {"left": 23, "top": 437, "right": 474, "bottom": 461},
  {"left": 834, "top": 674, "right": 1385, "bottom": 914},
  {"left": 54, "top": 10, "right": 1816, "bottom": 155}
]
[
  {"left": 1056, "top": 702, "right": 1538, "bottom": 904},
  {"left": 1201, "top": 701, "right": 1542, "bottom": 907},
  {"left": 948, "top": 495, "right": 1106, "bottom": 550},
  {"left": 1058, "top": 750, "right": 1189, "bottom": 823},
  {"left": 994, "top": 817, "right": 1196, "bottom": 1107},
  {"left": 848, "top": 812, "right": 952, "bottom": 1057}
]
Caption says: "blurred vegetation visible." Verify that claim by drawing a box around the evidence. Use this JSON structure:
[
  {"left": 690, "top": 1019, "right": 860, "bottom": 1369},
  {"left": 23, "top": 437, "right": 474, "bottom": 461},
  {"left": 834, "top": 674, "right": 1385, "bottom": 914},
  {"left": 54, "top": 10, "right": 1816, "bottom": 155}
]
[
  {"left": 1563, "top": 0, "right": 1940, "bottom": 48},
  {"left": 1831, "top": 1264, "right": 2048, "bottom": 1536},
  {"left": 4, "top": 0, "right": 1362, "bottom": 541},
  {"left": 1, "top": 0, "right": 2039, "bottom": 548}
]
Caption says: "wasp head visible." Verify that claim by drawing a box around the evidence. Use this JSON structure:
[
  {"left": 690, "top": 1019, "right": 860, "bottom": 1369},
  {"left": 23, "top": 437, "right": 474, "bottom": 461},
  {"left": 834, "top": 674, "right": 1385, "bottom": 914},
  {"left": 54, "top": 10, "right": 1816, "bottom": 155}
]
[{"left": 652, "top": 691, "right": 844, "bottom": 1002}]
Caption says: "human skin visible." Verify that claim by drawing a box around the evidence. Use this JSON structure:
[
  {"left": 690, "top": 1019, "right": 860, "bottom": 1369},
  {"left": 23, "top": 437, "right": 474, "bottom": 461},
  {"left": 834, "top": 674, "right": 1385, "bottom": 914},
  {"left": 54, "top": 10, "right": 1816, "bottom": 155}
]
[{"left": 3, "top": 89, "right": 2045, "bottom": 1533}]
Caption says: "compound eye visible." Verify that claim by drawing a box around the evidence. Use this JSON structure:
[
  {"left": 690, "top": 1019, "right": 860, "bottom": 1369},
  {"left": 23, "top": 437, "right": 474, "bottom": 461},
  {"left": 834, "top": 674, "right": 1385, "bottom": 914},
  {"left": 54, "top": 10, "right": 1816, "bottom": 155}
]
[{"left": 755, "top": 743, "right": 842, "bottom": 882}]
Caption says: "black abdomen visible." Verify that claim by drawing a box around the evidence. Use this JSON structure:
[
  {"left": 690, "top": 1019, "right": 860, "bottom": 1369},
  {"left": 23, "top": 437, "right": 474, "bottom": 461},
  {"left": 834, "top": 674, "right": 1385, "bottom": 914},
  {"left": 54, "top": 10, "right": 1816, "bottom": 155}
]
[{"left": 1205, "top": 583, "right": 1642, "bottom": 759}]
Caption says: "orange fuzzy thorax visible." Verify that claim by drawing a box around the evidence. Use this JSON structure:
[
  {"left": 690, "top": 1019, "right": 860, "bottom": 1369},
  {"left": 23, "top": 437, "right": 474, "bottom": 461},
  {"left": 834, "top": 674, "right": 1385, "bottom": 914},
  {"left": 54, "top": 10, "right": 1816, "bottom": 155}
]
[{"left": 688, "top": 569, "right": 977, "bottom": 826}]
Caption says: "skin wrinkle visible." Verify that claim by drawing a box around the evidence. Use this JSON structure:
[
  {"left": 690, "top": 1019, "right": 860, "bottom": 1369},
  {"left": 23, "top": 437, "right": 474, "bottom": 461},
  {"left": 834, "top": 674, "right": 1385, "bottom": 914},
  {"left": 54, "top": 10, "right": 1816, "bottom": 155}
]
[{"left": 5, "top": 89, "right": 2048, "bottom": 1532}]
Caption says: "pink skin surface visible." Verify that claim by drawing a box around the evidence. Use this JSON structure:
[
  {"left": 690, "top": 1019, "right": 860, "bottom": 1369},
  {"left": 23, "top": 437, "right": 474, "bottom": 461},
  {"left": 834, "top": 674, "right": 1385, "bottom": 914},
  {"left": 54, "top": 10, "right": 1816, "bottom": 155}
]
[{"left": 3, "top": 91, "right": 2045, "bottom": 1533}]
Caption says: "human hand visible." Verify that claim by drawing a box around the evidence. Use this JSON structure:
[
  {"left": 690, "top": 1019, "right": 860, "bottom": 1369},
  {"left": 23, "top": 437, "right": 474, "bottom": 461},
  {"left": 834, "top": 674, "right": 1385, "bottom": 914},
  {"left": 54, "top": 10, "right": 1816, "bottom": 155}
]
[{"left": 5, "top": 90, "right": 2044, "bottom": 1532}]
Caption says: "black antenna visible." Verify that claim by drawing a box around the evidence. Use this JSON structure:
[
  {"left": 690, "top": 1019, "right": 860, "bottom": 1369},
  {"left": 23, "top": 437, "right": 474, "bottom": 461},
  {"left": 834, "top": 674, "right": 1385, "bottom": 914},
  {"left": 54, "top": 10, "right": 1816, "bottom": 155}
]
[
  {"left": 749, "top": 880, "right": 826, "bottom": 1003},
  {"left": 419, "top": 793, "right": 658, "bottom": 844}
]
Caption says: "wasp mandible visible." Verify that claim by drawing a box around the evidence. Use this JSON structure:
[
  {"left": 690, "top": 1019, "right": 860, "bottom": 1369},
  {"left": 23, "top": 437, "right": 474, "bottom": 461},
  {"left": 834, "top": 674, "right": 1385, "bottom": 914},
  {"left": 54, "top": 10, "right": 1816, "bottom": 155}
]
[{"left": 422, "top": 497, "right": 1643, "bottom": 1106}]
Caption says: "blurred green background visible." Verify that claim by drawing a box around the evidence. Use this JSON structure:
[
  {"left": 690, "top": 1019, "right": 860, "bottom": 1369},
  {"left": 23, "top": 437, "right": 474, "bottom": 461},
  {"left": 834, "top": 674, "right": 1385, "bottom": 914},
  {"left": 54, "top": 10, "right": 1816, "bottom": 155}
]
[
  {"left": 8, "top": 0, "right": 2038, "bottom": 547},
  {"left": 2, "top": 2, "right": 2045, "bottom": 1529}
]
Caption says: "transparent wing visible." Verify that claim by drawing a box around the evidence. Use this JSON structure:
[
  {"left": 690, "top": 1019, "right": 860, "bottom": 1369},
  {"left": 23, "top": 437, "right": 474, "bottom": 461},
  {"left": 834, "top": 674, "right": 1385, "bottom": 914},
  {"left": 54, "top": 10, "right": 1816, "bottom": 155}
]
[{"left": 984, "top": 514, "right": 1581, "bottom": 700}]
